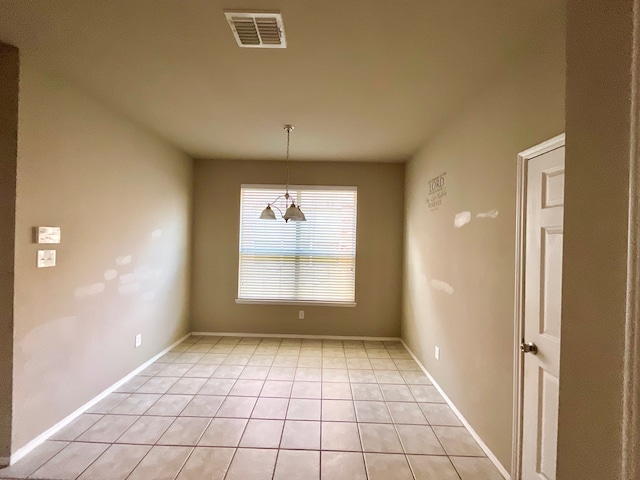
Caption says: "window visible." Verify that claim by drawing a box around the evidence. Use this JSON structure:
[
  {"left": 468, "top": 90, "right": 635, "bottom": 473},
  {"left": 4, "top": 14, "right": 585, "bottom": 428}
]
[{"left": 237, "top": 185, "right": 357, "bottom": 305}]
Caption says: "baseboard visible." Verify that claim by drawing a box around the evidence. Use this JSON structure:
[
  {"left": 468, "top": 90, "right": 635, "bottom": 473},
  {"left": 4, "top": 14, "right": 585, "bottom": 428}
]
[
  {"left": 400, "top": 340, "right": 511, "bottom": 480},
  {"left": 191, "top": 331, "right": 401, "bottom": 342},
  {"left": 9, "top": 332, "right": 191, "bottom": 465}
]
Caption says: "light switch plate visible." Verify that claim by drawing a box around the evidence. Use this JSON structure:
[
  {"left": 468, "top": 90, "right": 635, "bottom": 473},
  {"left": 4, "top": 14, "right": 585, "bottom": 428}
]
[
  {"left": 434, "top": 346, "right": 440, "bottom": 361},
  {"left": 37, "top": 250, "right": 56, "bottom": 268},
  {"left": 298, "top": 310, "right": 305, "bottom": 319},
  {"left": 34, "top": 226, "right": 61, "bottom": 244}
]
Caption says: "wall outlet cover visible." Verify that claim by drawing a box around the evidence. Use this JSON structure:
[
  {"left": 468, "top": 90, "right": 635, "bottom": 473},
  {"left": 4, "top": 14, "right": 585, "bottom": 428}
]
[
  {"left": 37, "top": 250, "right": 56, "bottom": 268},
  {"left": 435, "top": 346, "right": 440, "bottom": 360},
  {"left": 298, "top": 310, "right": 305, "bottom": 319},
  {"left": 135, "top": 334, "right": 142, "bottom": 348}
]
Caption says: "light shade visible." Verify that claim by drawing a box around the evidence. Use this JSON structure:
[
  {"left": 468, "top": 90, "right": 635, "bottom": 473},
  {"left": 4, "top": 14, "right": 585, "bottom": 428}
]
[
  {"left": 259, "top": 205, "right": 277, "bottom": 220},
  {"left": 284, "top": 203, "right": 306, "bottom": 222}
]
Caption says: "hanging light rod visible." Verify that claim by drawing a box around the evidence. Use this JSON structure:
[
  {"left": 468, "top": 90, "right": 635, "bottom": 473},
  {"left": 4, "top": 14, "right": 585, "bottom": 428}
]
[{"left": 260, "top": 125, "right": 306, "bottom": 222}]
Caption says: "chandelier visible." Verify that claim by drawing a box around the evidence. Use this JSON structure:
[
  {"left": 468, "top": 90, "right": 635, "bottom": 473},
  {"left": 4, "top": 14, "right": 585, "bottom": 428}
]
[{"left": 259, "top": 125, "right": 306, "bottom": 222}]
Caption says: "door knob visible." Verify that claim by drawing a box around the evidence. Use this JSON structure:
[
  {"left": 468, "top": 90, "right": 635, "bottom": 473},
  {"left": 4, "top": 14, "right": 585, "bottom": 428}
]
[{"left": 520, "top": 342, "right": 538, "bottom": 354}]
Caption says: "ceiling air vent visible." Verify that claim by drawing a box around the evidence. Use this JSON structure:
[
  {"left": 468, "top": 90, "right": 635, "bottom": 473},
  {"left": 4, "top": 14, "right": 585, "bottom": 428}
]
[{"left": 224, "top": 11, "right": 287, "bottom": 48}]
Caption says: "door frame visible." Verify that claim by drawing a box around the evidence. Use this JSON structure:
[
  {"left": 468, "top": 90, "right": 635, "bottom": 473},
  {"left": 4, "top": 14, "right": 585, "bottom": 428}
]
[{"left": 511, "top": 133, "right": 565, "bottom": 480}]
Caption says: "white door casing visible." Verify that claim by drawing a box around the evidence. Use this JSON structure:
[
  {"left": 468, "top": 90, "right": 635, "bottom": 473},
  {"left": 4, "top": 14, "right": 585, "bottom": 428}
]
[{"left": 513, "top": 135, "right": 565, "bottom": 480}]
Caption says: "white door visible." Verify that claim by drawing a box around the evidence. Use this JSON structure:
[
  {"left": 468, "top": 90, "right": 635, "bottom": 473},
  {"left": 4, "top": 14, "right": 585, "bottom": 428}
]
[{"left": 521, "top": 144, "right": 564, "bottom": 480}]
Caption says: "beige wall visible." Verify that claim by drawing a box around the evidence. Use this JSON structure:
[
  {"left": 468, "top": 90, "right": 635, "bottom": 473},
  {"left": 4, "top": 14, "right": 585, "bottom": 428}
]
[
  {"left": 0, "top": 43, "right": 19, "bottom": 463},
  {"left": 11, "top": 53, "right": 193, "bottom": 452},
  {"left": 402, "top": 21, "right": 565, "bottom": 470},
  {"left": 558, "top": 1, "right": 635, "bottom": 477},
  {"left": 190, "top": 160, "right": 404, "bottom": 336}
]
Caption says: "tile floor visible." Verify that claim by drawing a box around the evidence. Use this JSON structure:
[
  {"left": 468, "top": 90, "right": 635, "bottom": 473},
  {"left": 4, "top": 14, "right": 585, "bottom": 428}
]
[{"left": 0, "top": 335, "right": 503, "bottom": 480}]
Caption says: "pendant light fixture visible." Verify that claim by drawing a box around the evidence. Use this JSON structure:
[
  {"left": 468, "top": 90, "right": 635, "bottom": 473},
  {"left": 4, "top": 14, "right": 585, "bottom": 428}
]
[{"left": 259, "top": 125, "right": 306, "bottom": 222}]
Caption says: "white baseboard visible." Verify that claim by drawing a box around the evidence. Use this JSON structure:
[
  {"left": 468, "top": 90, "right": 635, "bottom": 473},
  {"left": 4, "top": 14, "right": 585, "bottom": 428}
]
[
  {"left": 191, "top": 331, "right": 401, "bottom": 342},
  {"left": 9, "top": 333, "right": 191, "bottom": 465},
  {"left": 400, "top": 340, "right": 511, "bottom": 480}
]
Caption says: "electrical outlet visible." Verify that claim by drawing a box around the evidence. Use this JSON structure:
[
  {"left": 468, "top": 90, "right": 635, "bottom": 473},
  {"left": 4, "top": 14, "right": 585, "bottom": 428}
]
[
  {"left": 435, "top": 346, "right": 440, "bottom": 360},
  {"left": 298, "top": 310, "right": 305, "bottom": 319},
  {"left": 135, "top": 334, "right": 142, "bottom": 348}
]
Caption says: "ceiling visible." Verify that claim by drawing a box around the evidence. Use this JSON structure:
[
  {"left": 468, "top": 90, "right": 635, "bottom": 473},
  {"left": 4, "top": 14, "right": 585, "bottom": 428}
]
[{"left": 0, "top": 0, "right": 564, "bottom": 162}]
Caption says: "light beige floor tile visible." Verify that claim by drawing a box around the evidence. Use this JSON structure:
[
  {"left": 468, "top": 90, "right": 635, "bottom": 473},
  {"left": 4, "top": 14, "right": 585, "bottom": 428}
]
[
  {"left": 232, "top": 345, "right": 257, "bottom": 355},
  {"left": 197, "top": 354, "right": 227, "bottom": 365},
  {"left": 183, "top": 364, "right": 218, "bottom": 378},
  {"left": 156, "top": 352, "right": 181, "bottom": 363},
  {"left": 176, "top": 447, "right": 234, "bottom": 480},
  {"left": 344, "top": 349, "right": 368, "bottom": 359},
  {"left": 86, "top": 393, "right": 128, "bottom": 414},
  {"left": 272, "top": 355, "right": 298, "bottom": 367},
  {"left": 322, "top": 422, "right": 362, "bottom": 451},
  {"left": 359, "top": 423, "right": 403, "bottom": 453},
  {"left": 211, "top": 345, "right": 235, "bottom": 354},
  {"left": 322, "top": 358, "right": 347, "bottom": 369},
  {"left": 180, "top": 395, "right": 224, "bottom": 417},
  {"left": 321, "top": 451, "right": 367, "bottom": 480},
  {"left": 400, "top": 371, "right": 431, "bottom": 385},
  {"left": 280, "top": 420, "right": 321, "bottom": 450},
  {"left": 287, "top": 398, "right": 321, "bottom": 420},
  {"left": 267, "top": 367, "right": 296, "bottom": 381},
  {"left": 176, "top": 353, "right": 205, "bottom": 364},
  {"left": 223, "top": 354, "right": 251, "bottom": 366},
  {"left": 322, "top": 369, "right": 350, "bottom": 382},
  {"left": 251, "top": 397, "right": 289, "bottom": 419},
  {"left": 294, "top": 368, "right": 322, "bottom": 381},
  {"left": 254, "top": 345, "right": 279, "bottom": 355},
  {"left": 322, "top": 382, "right": 352, "bottom": 399},
  {"left": 419, "top": 403, "right": 462, "bottom": 426},
  {"left": 322, "top": 399, "right": 356, "bottom": 421},
  {"left": 346, "top": 358, "right": 373, "bottom": 369},
  {"left": 211, "top": 365, "right": 244, "bottom": 379},
  {"left": 348, "top": 370, "right": 378, "bottom": 383},
  {"left": 396, "top": 424, "right": 446, "bottom": 455},
  {"left": 273, "top": 450, "right": 319, "bottom": 480},
  {"left": 322, "top": 347, "right": 345, "bottom": 358},
  {"left": 157, "top": 417, "right": 210, "bottom": 446},
  {"left": 432, "top": 426, "right": 484, "bottom": 456},
  {"left": 217, "top": 337, "right": 241, "bottom": 345},
  {"left": 450, "top": 456, "right": 503, "bottom": 479},
  {"left": 114, "top": 375, "right": 150, "bottom": 393},
  {"left": 144, "top": 394, "right": 192, "bottom": 416},
  {"left": 291, "top": 381, "right": 322, "bottom": 399},
  {"left": 299, "top": 348, "right": 322, "bottom": 357},
  {"left": 247, "top": 356, "right": 275, "bottom": 367},
  {"left": 260, "top": 380, "right": 293, "bottom": 398},
  {"left": 239, "top": 419, "right": 284, "bottom": 448},
  {"left": 127, "top": 445, "right": 192, "bottom": 480},
  {"left": 229, "top": 379, "right": 264, "bottom": 396},
  {"left": 157, "top": 363, "right": 192, "bottom": 377},
  {"left": 367, "top": 350, "right": 391, "bottom": 359},
  {"left": 386, "top": 402, "right": 428, "bottom": 425},
  {"left": 380, "top": 384, "right": 415, "bottom": 402},
  {"left": 407, "top": 455, "right": 460, "bottom": 480},
  {"left": 109, "top": 393, "right": 161, "bottom": 415},
  {"left": 297, "top": 356, "right": 322, "bottom": 368},
  {"left": 239, "top": 366, "right": 270, "bottom": 379},
  {"left": 195, "top": 336, "right": 221, "bottom": 344},
  {"left": 224, "top": 448, "right": 277, "bottom": 480},
  {"left": 369, "top": 359, "right": 397, "bottom": 370},
  {"left": 409, "top": 385, "right": 445, "bottom": 403},
  {"left": 167, "top": 377, "right": 207, "bottom": 395},
  {"left": 116, "top": 415, "right": 174, "bottom": 444},
  {"left": 352, "top": 384, "right": 383, "bottom": 401},
  {"left": 394, "top": 359, "right": 421, "bottom": 371},
  {"left": 198, "top": 418, "right": 248, "bottom": 447},
  {"left": 375, "top": 370, "right": 406, "bottom": 384},
  {"left": 30, "top": 442, "right": 109, "bottom": 480},
  {"left": 187, "top": 343, "right": 213, "bottom": 353},
  {"left": 216, "top": 396, "right": 257, "bottom": 418},
  {"left": 76, "top": 414, "right": 139, "bottom": 442},
  {"left": 354, "top": 401, "right": 392, "bottom": 423},
  {"left": 49, "top": 414, "right": 103, "bottom": 441},
  {"left": 136, "top": 377, "right": 179, "bottom": 394},
  {"left": 139, "top": 363, "right": 166, "bottom": 375},
  {"left": 364, "top": 453, "right": 414, "bottom": 480},
  {"left": 77, "top": 444, "right": 150, "bottom": 480},
  {"left": 199, "top": 378, "right": 235, "bottom": 396},
  {"left": 0, "top": 441, "right": 68, "bottom": 479}
]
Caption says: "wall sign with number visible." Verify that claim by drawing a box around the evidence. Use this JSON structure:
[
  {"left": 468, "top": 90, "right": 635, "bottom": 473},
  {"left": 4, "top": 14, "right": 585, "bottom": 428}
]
[{"left": 426, "top": 172, "right": 447, "bottom": 210}]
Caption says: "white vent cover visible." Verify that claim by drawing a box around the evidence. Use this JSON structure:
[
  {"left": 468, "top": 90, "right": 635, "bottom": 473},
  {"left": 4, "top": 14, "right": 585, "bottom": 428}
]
[{"left": 224, "top": 11, "right": 287, "bottom": 48}]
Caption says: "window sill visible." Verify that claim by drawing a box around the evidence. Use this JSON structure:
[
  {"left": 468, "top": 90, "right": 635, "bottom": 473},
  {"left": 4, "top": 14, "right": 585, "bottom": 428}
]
[{"left": 235, "top": 299, "right": 357, "bottom": 308}]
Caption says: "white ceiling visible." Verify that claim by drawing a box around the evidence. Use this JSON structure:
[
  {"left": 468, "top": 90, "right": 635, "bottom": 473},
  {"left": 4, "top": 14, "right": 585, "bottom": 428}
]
[{"left": 0, "top": 0, "right": 564, "bottom": 162}]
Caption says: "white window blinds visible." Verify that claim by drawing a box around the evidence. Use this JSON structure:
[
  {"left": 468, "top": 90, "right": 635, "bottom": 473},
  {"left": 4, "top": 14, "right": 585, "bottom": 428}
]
[{"left": 238, "top": 185, "right": 357, "bottom": 304}]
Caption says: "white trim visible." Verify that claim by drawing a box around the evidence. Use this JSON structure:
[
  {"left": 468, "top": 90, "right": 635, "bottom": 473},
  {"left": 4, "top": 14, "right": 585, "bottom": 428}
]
[
  {"left": 400, "top": 340, "right": 510, "bottom": 479},
  {"left": 235, "top": 299, "right": 357, "bottom": 307},
  {"left": 191, "top": 331, "right": 401, "bottom": 342},
  {"left": 512, "top": 134, "right": 565, "bottom": 480},
  {"left": 9, "top": 333, "right": 190, "bottom": 465},
  {"left": 622, "top": 3, "right": 640, "bottom": 478}
]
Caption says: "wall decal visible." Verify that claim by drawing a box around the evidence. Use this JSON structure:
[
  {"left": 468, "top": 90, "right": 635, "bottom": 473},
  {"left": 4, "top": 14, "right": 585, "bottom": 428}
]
[
  {"left": 476, "top": 209, "right": 499, "bottom": 219},
  {"left": 454, "top": 211, "right": 472, "bottom": 228},
  {"left": 426, "top": 172, "right": 447, "bottom": 210}
]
